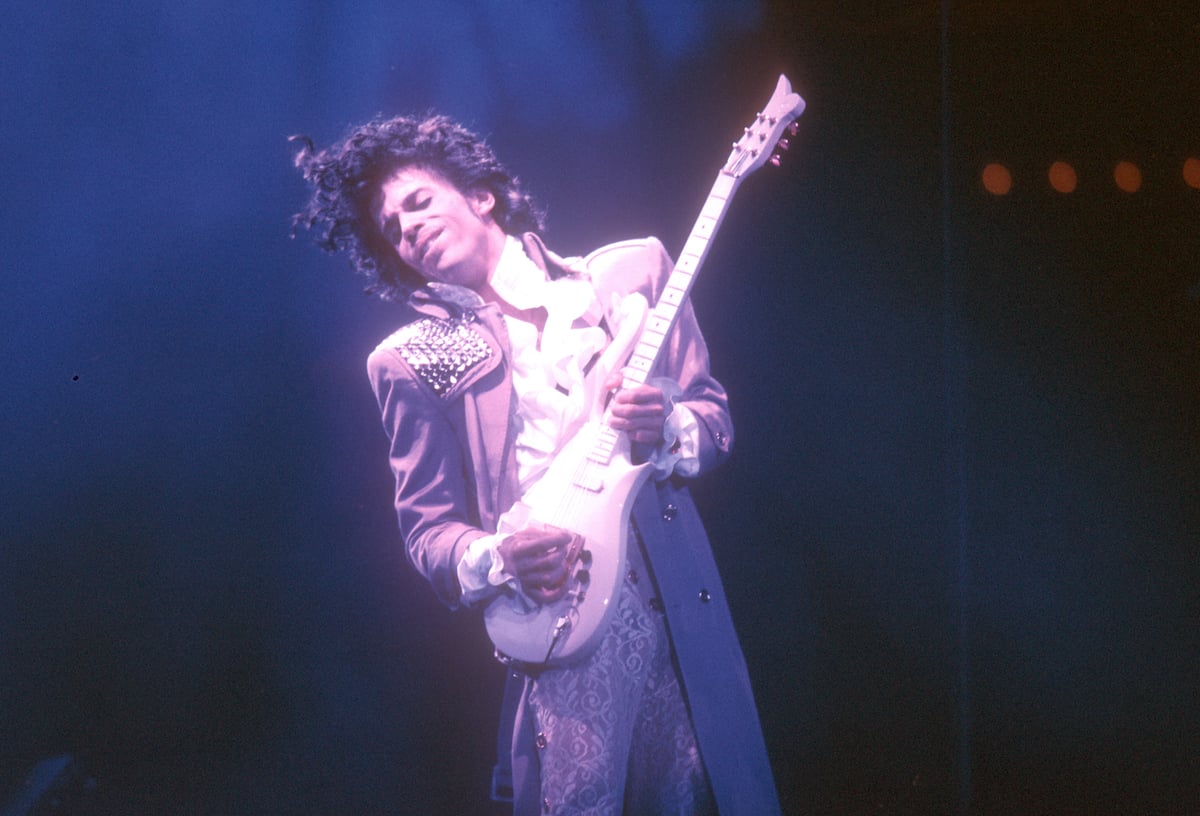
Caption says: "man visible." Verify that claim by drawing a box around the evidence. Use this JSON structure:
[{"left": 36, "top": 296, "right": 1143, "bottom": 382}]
[{"left": 294, "top": 114, "right": 778, "bottom": 815}]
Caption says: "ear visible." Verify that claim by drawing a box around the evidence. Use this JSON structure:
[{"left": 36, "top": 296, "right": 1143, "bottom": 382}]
[{"left": 468, "top": 188, "right": 496, "bottom": 219}]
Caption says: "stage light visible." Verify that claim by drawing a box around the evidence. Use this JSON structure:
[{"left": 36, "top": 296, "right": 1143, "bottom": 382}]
[
  {"left": 1113, "top": 161, "right": 1142, "bottom": 193},
  {"left": 982, "top": 163, "right": 1012, "bottom": 195},
  {"left": 1183, "top": 158, "right": 1200, "bottom": 190},
  {"left": 1048, "top": 161, "right": 1077, "bottom": 193}
]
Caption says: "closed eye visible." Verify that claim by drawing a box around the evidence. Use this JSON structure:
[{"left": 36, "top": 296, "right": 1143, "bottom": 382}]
[{"left": 403, "top": 191, "right": 431, "bottom": 212}]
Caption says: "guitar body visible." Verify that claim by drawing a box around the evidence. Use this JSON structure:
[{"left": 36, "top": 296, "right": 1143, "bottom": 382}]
[{"left": 484, "top": 422, "right": 654, "bottom": 665}]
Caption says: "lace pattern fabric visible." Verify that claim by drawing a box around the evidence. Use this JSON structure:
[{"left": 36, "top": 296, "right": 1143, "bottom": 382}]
[{"left": 527, "top": 581, "right": 714, "bottom": 815}]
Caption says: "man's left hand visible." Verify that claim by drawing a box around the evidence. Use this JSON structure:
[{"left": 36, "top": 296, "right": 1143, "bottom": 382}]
[{"left": 604, "top": 372, "right": 668, "bottom": 447}]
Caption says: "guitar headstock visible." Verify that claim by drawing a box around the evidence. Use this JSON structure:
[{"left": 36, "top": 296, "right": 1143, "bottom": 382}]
[{"left": 723, "top": 74, "right": 806, "bottom": 178}]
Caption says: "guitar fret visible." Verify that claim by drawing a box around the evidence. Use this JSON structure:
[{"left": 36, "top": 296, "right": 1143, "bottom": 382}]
[
  {"left": 660, "top": 287, "right": 685, "bottom": 306},
  {"left": 700, "top": 195, "right": 726, "bottom": 219},
  {"left": 682, "top": 234, "right": 708, "bottom": 258},
  {"left": 641, "top": 329, "right": 666, "bottom": 347},
  {"left": 587, "top": 428, "right": 618, "bottom": 467},
  {"left": 667, "top": 274, "right": 693, "bottom": 294},
  {"left": 634, "top": 342, "right": 658, "bottom": 360},
  {"left": 627, "top": 354, "right": 653, "bottom": 372}
]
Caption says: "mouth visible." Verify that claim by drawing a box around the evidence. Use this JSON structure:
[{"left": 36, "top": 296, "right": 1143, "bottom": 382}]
[{"left": 415, "top": 227, "right": 444, "bottom": 263}]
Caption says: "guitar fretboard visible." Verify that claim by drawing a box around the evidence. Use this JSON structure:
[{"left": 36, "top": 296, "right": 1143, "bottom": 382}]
[
  {"left": 585, "top": 172, "right": 741, "bottom": 470},
  {"left": 621, "top": 171, "right": 737, "bottom": 390},
  {"left": 587, "top": 73, "right": 805, "bottom": 468}
]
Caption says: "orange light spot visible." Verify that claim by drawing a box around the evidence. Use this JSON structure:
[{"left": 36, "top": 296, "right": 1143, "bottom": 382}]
[
  {"left": 1048, "top": 161, "right": 1077, "bottom": 193},
  {"left": 1114, "top": 161, "right": 1142, "bottom": 193},
  {"left": 982, "top": 163, "right": 1012, "bottom": 196},
  {"left": 1183, "top": 158, "right": 1200, "bottom": 190}
]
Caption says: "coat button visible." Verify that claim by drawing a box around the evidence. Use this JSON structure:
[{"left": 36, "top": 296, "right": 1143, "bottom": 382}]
[
  {"left": 715, "top": 431, "right": 728, "bottom": 447},
  {"left": 627, "top": 568, "right": 639, "bottom": 585},
  {"left": 649, "top": 597, "right": 664, "bottom": 613},
  {"left": 662, "top": 504, "right": 678, "bottom": 521},
  {"left": 535, "top": 732, "right": 547, "bottom": 749},
  {"left": 698, "top": 588, "right": 711, "bottom": 603}
]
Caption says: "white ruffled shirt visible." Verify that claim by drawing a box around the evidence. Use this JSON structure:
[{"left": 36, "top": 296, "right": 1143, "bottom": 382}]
[{"left": 456, "top": 237, "right": 700, "bottom": 605}]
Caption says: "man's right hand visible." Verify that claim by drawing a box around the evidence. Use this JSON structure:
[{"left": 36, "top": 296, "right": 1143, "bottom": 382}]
[{"left": 496, "top": 526, "right": 576, "bottom": 605}]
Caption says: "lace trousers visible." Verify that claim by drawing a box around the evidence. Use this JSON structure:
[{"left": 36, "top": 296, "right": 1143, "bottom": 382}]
[{"left": 526, "top": 579, "right": 715, "bottom": 815}]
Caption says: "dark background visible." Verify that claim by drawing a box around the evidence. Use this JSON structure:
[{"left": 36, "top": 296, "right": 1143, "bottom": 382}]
[{"left": 3, "top": 2, "right": 1197, "bottom": 814}]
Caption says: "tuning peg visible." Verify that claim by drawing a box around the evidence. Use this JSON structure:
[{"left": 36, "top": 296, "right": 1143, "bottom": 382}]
[
  {"left": 777, "top": 138, "right": 790, "bottom": 151},
  {"left": 769, "top": 154, "right": 782, "bottom": 167},
  {"left": 788, "top": 122, "right": 799, "bottom": 135}
]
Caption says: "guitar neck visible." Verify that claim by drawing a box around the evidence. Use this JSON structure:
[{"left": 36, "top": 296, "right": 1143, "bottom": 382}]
[
  {"left": 603, "top": 72, "right": 804, "bottom": 407},
  {"left": 620, "top": 170, "right": 740, "bottom": 389}
]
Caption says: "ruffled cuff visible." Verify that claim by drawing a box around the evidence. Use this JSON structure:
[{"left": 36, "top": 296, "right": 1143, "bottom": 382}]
[
  {"left": 456, "top": 534, "right": 514, "bottom": 607},
  {"left": 646, "top": 378, "right": 701, "bottom": 479}
]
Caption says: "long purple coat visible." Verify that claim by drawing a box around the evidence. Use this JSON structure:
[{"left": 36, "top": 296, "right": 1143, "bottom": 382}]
[{"left": 367, "top": 234, "right": 779, "bottom": 815}]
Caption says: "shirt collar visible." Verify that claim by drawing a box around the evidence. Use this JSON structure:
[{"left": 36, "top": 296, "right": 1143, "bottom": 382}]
[{"left": 489, "top": 235, "right": 549, "bottom": 311}]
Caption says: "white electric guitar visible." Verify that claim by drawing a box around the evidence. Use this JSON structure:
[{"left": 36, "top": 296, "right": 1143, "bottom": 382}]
[{"left": 485, "top": 74, "right": 806, "bottom": 666}]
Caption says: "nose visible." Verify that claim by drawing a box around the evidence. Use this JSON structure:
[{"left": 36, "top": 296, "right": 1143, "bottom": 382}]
[{"left": 402, "top": 220, "right": 421, "bottom": 247}]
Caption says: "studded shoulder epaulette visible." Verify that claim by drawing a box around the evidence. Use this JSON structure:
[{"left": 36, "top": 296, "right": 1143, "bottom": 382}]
[{"left": 385, "top": 316, "right": 493, "bottom": 398}]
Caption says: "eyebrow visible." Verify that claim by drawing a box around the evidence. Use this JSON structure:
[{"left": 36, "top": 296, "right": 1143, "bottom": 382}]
[{"left": 376, "top": 181, "right": 432, "bottom": 235}]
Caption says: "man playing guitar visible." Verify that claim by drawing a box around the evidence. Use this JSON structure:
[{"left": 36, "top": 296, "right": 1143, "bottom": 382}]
[{"left": 294, "top": 82, "right": 800, "bottom": 813}]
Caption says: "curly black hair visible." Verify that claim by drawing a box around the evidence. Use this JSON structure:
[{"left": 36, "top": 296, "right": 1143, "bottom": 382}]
[{"left": 292, "top": 114, "right": 545, "bottom": 301}]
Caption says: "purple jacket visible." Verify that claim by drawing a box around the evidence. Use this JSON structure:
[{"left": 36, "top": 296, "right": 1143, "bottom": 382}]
[{"left": 367, "top": 234, "right": 779, "bottom": 815}]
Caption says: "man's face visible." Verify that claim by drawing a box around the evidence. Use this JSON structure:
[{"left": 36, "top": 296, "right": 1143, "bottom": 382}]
[{"left": 374, "top": 166, "right": 503, "bottom": 292}]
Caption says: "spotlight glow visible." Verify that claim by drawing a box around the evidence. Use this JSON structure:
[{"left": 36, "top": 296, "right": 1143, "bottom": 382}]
[
  {"left": 982, "top": 163, "right": 1012, "bottom": 196},
  {"left": 1113, "top": 161, "right": 1142, "bottom": 193},
  {"left": 1183, "top": 158, "right": 1200, "bottom": 190},
  {"left": 1048, "top": 162, "right": 1077, "bottom": 194}
]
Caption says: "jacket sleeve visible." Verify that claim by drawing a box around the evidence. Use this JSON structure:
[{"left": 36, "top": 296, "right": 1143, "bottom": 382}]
[
  {"left": 586, "top": 237, "right": 734, "bottom": 475},
  {"left": 366, "top": 345, "right": 488, "bottom": 608}
]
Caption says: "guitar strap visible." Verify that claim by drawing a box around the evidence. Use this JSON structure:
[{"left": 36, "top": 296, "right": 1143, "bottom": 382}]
[
  {"left": 586, "top": 315, "right": 612, "bottom": 374},
  {"left": 490, "top": 669, "right": 522, "bottom": 803},
  {"left": 554, "top": 314, "right": 610, "bottom": 396}
]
